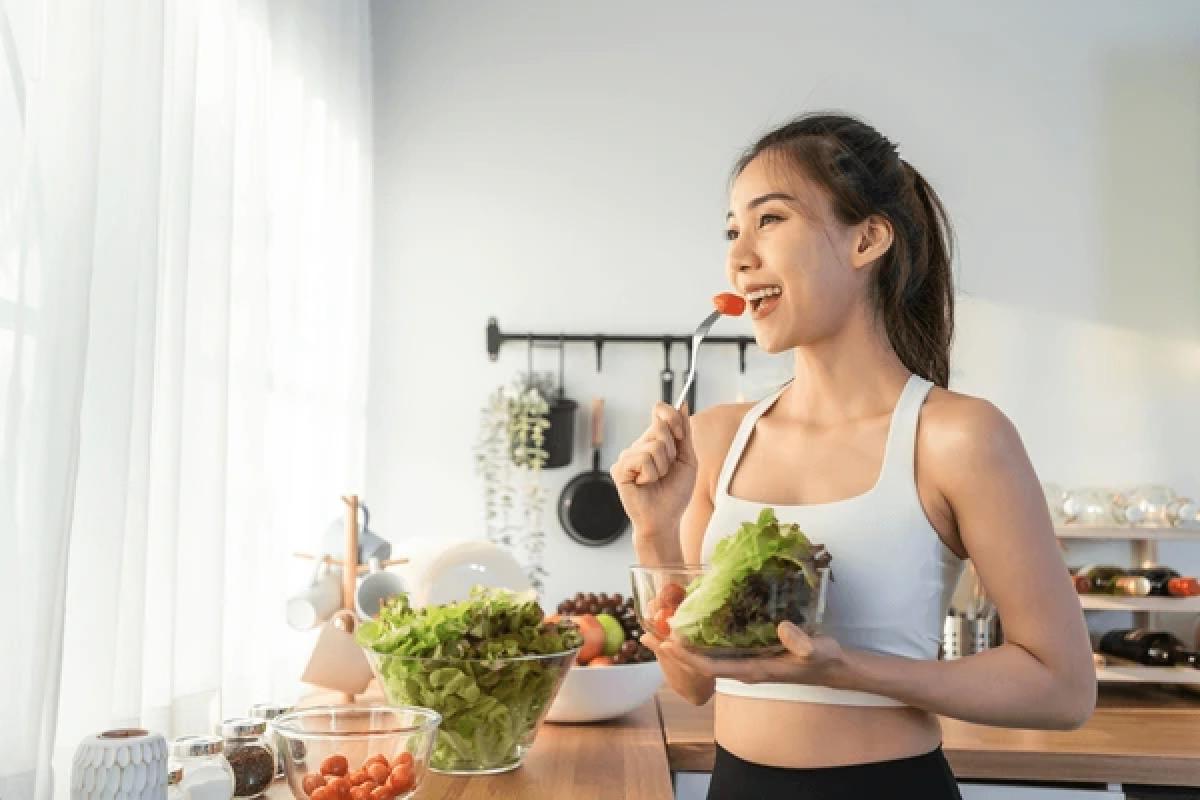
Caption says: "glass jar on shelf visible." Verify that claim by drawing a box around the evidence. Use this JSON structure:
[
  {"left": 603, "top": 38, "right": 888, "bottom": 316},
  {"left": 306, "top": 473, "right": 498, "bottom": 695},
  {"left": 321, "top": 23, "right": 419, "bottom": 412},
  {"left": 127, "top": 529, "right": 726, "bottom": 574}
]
[
  {"left": 170, "top": 736, "right": 234, "bottom": 800},
  {"left": 1062, "top": 487, "right": 1117, "bottom": 525},
  {"left": 1119, "top": 484, "right": 1177, "bottom": 526},
  {"left": 1166, "top": 497, "right": 1200, "bottom": 528},
  {"left": 218, "top": 718, "right": 276, "bottom": 798}
]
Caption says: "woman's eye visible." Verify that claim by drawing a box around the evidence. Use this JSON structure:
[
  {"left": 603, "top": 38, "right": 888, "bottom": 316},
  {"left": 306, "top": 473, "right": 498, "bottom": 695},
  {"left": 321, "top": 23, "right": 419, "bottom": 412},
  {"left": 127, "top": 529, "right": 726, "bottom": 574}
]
[
  {"left": 758, "top": 213, "right": 783, "bottom": 227},
  {"left": 725, "top": 228, "right": 739, "bottom": 241}
]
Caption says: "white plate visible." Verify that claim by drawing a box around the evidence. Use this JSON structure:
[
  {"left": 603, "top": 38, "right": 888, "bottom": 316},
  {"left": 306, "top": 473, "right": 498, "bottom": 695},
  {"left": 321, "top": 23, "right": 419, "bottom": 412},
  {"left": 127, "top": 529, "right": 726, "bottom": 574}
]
[{"left": 411, "top": 540, "right": 531, "bottom": 607}]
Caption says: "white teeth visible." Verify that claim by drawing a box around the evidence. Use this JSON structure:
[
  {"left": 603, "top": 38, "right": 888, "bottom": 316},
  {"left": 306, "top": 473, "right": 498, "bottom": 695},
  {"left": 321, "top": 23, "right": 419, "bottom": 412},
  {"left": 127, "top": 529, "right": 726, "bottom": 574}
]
[{"left": 746, "top": 286, "right": 782, "bottom": 302}]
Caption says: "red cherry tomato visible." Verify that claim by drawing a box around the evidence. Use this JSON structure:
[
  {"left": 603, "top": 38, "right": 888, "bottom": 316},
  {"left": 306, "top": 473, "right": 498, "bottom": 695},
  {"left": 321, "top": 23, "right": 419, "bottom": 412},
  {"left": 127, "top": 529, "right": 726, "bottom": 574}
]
[
  {"left": 657, "top": 582, "right": 686, "bottom": 609},
  {"left": 388, "top": 764, "right": 415, "bottom": 793},
  {"left": 320, "top": 754, "right": 349, "bottom": 777},
  {"left": 394, "top": 752, "right": 414, "bottom": 769},
  {"left": 713, "top": 292, "right": 746, "bottom": 316}
]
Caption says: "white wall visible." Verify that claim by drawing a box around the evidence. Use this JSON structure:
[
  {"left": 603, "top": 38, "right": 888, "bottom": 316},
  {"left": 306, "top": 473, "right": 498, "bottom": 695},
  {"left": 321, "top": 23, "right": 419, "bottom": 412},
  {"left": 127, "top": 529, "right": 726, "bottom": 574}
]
[{"left": 366, "top": 0, "right": 1200, "bottom": 615}]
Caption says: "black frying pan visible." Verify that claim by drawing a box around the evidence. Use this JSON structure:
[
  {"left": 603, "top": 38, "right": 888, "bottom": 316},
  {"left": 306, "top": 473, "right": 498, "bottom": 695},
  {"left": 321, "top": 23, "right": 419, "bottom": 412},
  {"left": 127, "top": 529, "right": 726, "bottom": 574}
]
[{"left": 558, "top": 398, "right": 629, "bottom": 547}]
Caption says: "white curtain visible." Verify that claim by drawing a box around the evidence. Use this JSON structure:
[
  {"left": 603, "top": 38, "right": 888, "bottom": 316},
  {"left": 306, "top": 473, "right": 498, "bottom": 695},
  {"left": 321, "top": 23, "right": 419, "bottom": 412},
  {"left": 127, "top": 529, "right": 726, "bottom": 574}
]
[{"left": 0, "top": 1, "right": 373, "bottom": 797}]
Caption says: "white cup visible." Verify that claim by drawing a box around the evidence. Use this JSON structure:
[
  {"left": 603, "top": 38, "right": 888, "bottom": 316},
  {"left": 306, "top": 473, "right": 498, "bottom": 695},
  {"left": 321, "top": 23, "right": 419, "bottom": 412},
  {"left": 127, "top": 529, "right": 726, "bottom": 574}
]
[
  {"left": 286, "top": 562, "right": 342, "bottom": 631},
  {"left": 355, "top": 558, "right": 407, "bottom": 619}
]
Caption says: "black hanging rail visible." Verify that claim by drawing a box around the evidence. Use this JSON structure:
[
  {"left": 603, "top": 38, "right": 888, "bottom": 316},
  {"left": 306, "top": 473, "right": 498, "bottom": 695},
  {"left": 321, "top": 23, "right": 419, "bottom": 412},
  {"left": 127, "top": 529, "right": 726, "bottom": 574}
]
[{"left": 486, "top": 317, "right": 759, "bottom": 373}]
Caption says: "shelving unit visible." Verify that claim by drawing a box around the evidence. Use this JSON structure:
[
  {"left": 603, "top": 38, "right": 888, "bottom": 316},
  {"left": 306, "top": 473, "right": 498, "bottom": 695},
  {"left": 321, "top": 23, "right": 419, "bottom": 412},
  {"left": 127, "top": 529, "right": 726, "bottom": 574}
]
[
  {"left": 1056, "top": 524, "right": 1200, "bottom": 687},
  {"left": 1096, "top": 663, "right": 1200, "bottom": 684},
  {"left": 1056, "top": 526, "right": 1200, "bottom": 542},
  {"left": 1079, "top": 595, "right": 1200, "bottom": 612}
]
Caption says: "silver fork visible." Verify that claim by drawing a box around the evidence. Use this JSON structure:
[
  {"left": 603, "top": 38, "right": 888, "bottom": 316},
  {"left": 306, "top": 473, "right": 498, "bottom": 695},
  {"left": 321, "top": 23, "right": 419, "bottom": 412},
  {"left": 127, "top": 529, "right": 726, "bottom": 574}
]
[{"left": 673, "top": 308, "right": 723, "bottom": 410}]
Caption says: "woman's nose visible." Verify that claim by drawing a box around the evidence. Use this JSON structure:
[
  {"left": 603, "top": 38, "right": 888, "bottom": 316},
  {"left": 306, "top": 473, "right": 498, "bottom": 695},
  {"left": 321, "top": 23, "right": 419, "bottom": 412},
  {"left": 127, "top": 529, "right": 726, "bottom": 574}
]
[{"left": 729, "top": 238, "right": 761, "bottom": 274}]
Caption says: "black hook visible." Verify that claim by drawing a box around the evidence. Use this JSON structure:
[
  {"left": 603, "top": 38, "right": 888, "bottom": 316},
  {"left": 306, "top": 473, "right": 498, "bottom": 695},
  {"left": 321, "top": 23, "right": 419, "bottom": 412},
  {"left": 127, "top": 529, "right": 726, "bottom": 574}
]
[
  {"left": 738, "top": 340, "right": 748, "bottom": 374},
  {"left": 557, "top": 334, "right": 566, "bottom": 400},
  {"left": 526, "top": 334, "right": 534, "bottom": 384},
  {"left": 594, "top": 336, "right": 604, "bottom": 372}
]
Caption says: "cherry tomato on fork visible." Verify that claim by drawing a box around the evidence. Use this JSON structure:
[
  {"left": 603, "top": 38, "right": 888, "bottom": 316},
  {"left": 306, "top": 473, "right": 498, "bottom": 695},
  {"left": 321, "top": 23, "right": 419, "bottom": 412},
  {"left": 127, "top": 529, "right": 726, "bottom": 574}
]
[{"left": 712, "top": 292, "right": 746, "bottom": 316}]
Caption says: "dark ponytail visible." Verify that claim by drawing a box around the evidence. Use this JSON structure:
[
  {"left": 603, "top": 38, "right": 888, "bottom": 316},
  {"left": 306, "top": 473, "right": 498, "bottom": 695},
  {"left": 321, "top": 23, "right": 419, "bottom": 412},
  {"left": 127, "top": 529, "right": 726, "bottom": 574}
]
[{"left": 733, "top": 113, "right": 955, "bottom": 388}]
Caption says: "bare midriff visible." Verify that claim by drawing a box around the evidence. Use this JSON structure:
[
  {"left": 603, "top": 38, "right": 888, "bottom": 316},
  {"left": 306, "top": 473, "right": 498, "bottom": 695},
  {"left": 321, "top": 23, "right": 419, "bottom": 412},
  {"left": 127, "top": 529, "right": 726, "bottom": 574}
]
[{"left": 715, "top": 693, "right": 943, "bottom": 768}]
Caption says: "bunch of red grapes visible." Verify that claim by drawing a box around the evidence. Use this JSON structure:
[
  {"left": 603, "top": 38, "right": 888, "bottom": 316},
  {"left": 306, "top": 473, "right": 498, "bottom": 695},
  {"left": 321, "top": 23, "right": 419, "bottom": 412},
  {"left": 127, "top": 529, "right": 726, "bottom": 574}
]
[{"left": 556, "top": 591, "right": 655, "bottom": 664}]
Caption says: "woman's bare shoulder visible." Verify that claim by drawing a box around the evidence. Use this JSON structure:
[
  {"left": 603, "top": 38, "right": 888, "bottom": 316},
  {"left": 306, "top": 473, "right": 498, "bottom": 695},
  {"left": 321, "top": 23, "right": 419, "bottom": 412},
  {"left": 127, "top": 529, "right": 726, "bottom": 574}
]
[{"left": 920, "top": 387, "right": 1027, "bottom": 475}]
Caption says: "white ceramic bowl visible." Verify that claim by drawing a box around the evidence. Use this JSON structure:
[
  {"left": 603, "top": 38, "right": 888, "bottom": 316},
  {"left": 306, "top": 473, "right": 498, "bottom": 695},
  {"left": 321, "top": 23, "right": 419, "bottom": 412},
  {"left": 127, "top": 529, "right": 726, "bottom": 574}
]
[
  {"left": 407, "top": 540, "right": 531, "bottom": 608},
  {"left": 544, "top": 660, "right": 664, "bottom": 723}
]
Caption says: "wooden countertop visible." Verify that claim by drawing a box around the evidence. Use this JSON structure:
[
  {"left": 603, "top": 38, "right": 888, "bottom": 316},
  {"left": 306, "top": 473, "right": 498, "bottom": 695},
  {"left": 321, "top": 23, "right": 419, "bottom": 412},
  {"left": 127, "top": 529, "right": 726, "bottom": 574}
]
[
  {"left": 265, "top": 697, "right": 673, "bottom": 800},
  {"left": 657, "top": 687, "right": 1200, "bottom": 787}
]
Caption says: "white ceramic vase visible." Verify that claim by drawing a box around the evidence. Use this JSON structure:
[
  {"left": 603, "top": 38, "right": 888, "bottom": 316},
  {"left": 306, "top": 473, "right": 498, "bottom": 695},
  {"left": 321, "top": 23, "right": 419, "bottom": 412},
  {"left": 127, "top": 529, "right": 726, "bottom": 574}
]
[{"left": 71, "top": 728, "right": 168, "bottom": 800}]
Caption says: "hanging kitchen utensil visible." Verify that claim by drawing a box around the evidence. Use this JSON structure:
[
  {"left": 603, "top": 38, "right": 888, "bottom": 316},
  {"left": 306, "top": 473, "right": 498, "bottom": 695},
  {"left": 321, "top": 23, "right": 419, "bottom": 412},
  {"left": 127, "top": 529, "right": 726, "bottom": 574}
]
[
  {"left": 517, "top": 337, "right": 576, "bottom": 468},
  {"left": 543, "top": 336, "right": 577, "bottom": 468},
  {"left": 660, "top": 339, "right": 674, "bottom": 404},
  {"left": 321, "top": 501, "right": 390, "bottom": 563},
  {"left": 557, "top": 398, "right": 629, "bottom": 547}
]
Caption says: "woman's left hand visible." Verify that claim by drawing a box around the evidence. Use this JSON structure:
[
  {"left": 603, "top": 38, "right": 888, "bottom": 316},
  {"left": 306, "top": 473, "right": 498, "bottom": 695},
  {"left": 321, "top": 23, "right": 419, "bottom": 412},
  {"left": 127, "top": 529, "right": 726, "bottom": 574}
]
[{"left": 644, "top": 621, "right": 847, "bottom": 686}]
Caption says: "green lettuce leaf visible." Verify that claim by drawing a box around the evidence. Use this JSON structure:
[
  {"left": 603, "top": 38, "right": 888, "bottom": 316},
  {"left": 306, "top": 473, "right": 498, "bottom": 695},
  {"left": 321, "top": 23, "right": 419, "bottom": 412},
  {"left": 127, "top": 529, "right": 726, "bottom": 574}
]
[{"left": 669, "top": 508, "right": 828, "bottom": 650}]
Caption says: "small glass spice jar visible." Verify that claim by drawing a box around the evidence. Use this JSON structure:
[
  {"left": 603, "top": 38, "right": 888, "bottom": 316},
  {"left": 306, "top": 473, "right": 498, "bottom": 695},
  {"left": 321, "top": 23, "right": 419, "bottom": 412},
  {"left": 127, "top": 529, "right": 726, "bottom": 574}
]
[
  {"left": 170, "top": 736, "right": 234, "bottom": 800},
  {"left": 247, "top": 703, "right": 292, "bottom": 778},
  {"left": 218, "top": 718, "right": 276, "bottom": 797},
  {"left": 167, "top": 765, "right": 191, "bottom": 800}
]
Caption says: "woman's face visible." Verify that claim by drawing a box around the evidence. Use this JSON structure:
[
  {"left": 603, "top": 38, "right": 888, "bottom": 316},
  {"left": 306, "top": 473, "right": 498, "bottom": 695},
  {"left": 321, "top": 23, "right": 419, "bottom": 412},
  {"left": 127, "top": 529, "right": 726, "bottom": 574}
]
[{"left": 724, "top": 153, "right": 868, "bottom": 354}]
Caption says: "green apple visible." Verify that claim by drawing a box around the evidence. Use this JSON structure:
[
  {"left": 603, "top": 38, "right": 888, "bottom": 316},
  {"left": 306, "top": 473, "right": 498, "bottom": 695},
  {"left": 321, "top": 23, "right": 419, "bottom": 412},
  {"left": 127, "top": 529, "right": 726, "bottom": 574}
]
[{"left": 596, "top": 613, "right": 626, "bottom": 657}]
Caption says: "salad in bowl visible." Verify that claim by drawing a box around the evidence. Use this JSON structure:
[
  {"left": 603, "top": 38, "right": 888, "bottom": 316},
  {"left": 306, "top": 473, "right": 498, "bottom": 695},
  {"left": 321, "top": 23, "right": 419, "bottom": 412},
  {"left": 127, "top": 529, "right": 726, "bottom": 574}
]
[
  {"left": 357, "top": 587, "right": 582, "bottom": 774},
  {"left": 630, "top": 508, "right": 832, "bottom": 657}
]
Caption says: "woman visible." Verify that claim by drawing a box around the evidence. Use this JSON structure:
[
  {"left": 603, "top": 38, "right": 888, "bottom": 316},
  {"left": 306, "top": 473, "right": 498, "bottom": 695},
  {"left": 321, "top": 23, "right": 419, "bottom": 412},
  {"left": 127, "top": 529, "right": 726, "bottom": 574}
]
[{"left": 611, "top": 113, "right": 1096, "bottom": 799}]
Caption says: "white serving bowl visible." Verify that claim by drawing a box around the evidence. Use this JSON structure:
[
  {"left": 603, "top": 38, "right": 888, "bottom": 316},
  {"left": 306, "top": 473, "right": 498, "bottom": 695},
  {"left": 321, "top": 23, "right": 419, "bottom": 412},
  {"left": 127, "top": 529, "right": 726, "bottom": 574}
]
[
  {"left": 405, "top": 539, "right": 531, "bottom": 608},
  {"left": 544, "top": 660, "right": 664, "bottom": 724}
]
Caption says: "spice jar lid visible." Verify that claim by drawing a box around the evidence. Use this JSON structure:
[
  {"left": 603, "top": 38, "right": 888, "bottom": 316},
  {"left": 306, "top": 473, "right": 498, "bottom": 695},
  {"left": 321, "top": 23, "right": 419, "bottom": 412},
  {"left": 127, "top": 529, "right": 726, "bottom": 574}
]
[
  {"left": 172, "top": 735, "right": 224, "bottom": 757},
  {"left": 248, "top": 703, "right": 293, "bottom": 720},
  {"left": 220, "top": 717, "right": 268, "bottom": 738},
  {"left": 168, "top": 766, "right": 183, "bottom": 785}
]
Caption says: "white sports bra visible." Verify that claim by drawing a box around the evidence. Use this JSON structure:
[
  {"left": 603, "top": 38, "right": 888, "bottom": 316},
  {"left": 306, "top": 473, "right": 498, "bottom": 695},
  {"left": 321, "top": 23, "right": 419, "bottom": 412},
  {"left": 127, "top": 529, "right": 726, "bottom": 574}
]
[{"left": 700, "top": 374, "right": 965, "bottom": 707}]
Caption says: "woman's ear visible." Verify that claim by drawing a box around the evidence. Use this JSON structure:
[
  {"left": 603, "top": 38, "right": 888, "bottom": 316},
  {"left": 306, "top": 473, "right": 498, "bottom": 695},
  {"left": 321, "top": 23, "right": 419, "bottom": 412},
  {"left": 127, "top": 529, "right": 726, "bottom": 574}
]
[{"left": 849, "top": 215, "right": 894, "bottom": 269}]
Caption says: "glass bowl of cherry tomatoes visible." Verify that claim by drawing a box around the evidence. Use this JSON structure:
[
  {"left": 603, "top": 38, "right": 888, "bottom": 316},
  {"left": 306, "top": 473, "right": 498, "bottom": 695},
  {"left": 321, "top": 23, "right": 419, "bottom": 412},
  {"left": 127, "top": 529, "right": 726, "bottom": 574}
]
[{"left": 271, "top": 705, "right": 440, "bottom": 799}]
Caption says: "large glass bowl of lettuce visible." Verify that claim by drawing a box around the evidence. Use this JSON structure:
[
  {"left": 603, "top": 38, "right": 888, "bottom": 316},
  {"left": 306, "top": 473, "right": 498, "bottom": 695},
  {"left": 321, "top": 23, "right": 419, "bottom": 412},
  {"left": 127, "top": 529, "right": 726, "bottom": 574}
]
[
  {"left": 630, "top": 508, "right": 832, "bottom": 658},
  {"left": 356, "top": 586, "right": 582, "bottom": 774}
]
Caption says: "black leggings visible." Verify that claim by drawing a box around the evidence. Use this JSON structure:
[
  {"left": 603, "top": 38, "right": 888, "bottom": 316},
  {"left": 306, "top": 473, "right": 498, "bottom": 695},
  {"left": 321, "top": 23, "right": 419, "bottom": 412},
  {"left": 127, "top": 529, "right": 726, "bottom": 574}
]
[{"left": 706, "top": 743, "right": 964, "bottom": 799}]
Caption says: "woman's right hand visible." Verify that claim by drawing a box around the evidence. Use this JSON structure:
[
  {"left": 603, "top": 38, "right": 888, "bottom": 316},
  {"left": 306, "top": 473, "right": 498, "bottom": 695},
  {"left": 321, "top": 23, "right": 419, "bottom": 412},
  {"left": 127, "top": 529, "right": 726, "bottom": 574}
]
[
  {"left": 640, "top": 632, "right": 715, "bottom": 706},
  {"left": 610, "top": 402, "right": 698, "bottom": 540}
]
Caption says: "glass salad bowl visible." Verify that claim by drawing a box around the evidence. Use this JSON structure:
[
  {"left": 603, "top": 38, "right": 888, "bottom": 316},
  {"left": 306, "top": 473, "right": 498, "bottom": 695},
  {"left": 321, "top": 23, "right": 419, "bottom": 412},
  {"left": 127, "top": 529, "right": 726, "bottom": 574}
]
[
  {"left": 356, "top": 586, "right": 584, "bottom": 775},
  {"left": 363, "top": 649, "right": 578, "bottom": 774},
  {"left": 629, "top": 509, "right": 832, "bottom": 658},
  {"left": 271, "top": 705, "right": 440, "bottom": 799}
]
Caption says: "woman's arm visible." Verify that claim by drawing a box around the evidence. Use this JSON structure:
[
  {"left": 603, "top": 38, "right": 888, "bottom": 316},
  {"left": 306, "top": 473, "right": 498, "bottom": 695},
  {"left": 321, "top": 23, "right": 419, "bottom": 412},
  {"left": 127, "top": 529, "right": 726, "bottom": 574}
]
[
  {"left": 638, "top": 405, "right": 750, "bottom": 705},
  {"left": 835, "top": 397, "right": 1096, "bottom": 729},
  {"left": 657, "top": 396, "right": 1097, "bottom": 729}
]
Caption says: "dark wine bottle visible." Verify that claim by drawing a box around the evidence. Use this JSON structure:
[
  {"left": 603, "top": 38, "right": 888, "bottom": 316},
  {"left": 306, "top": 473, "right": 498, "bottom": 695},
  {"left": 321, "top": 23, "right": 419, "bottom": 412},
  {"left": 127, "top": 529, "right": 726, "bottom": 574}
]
[
  {"left": 1097, "top": 629, "right": 1200, "bottom": 668},
  {"left": 1131, "top": 566, "right": 1200, "bottom": 598}
]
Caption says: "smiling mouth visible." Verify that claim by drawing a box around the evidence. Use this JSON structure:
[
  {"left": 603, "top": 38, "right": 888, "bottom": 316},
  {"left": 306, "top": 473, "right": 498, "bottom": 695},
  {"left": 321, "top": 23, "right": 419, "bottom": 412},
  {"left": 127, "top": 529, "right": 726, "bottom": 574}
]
[{"left": 745, "top": 285, "right": 782, "bottom": 315}]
